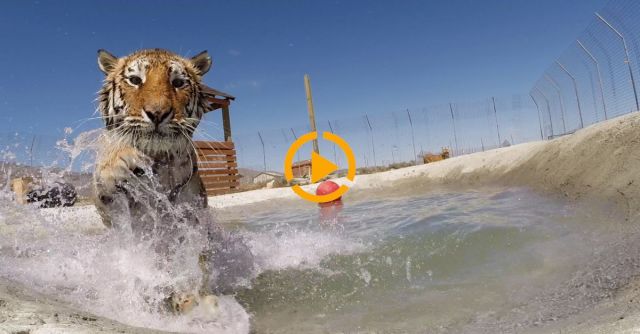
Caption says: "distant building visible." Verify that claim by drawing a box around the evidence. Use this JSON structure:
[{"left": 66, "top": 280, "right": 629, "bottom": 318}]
[
  {"left": 237, "top": 168, "right": 262, "bottom": 185},
  {"left": 292, "top": 159, "right": 312, "bottom": 178},
  {"left": 252, "top": 171, "right": 284, "bottom": 184}
]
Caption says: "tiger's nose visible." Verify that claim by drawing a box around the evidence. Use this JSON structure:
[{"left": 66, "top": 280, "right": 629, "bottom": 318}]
[{"left": 143, "top": 109, "right": 173, "bottom": 126}]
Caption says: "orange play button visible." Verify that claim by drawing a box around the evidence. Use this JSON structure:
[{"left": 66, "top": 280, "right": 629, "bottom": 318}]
[
  {"left": 284, "top": 131, "right": 356, "bottom": 203},
  {"left": 311, "top": 151, "right": 338, "bottom": 183}
]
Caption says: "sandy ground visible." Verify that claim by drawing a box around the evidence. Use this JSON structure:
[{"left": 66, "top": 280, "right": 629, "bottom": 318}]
[
  {"left": 2, "top": 112, "right": 640, "bottom": 333},
  {"left": 0, "top": 278, "right": 162, "bottom": 334},
  {"left": 520, "top": 278, "right": 640, "bottom": 334}
]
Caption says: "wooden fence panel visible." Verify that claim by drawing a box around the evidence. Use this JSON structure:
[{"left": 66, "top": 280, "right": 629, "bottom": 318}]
[{"left": 194, "top": 140, "right": 238, "bottom": 196}]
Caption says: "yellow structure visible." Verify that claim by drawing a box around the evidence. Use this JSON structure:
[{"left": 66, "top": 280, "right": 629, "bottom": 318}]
[{"left": 10, "top": 177, "right": 33, "bottom": 204}]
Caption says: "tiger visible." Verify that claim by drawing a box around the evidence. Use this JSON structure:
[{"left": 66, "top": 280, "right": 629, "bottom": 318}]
[
  {"left": 93, "top": 48, "right": 220, "bottom": 315},
  {"left": 423, "top": 147, "right": 451, "bottom": 164}
]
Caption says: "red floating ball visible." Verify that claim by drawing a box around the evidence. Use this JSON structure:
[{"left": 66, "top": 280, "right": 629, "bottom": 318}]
[
  {"left": 316, "top": 180, "right": 341, "bottom": 197},
  {"left": 316, "top": 181, "right": 342, "bottom": 207}
]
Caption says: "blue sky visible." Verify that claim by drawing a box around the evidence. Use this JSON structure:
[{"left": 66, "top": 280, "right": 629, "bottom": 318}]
[{"left": 0, "top": 0, "right": 606, "bottom": 140}]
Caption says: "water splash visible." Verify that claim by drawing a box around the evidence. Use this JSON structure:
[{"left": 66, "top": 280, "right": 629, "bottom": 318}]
[{"left": 0, "top": 130, "right": 258, "bottom": 333}]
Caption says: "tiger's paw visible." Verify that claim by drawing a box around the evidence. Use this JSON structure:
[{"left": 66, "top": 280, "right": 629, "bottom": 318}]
[
  {"left": 95, "top": 146, "right": 150, "bottom": 195},
  {"left": 169, "top": 292, "right": 219, "bottom": 316},
  {"left": 170, "top": 292, "right": 198, "bottom": 314},
  {"left": 199, "top": 294, "right": 220, "bottom": 315}
]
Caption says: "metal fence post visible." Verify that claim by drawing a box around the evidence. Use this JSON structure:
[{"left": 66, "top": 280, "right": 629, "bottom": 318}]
[
  {"left": 530, "top": 93, "right": 545, "bottom": 140},
  {"left": 544, "top": 74, "right": 567, "bottom": 133},
  {"left": 534, "top": 87, "right": 554, "bottom": 137},
  {"left": 449, "top": 103, "right": 459, "bottom": 154},
  {"left": 556, "top": 60, "right": 585, "bottom": 128},
  {"left": 29, "top": 135, "right": 35, "bottom": 167},
  {"left": 422, "top": 109, "right": 430, "bottom": 152},
  {"left": 406, "top": 109, "right": 418, "bottom": 165},
  {"left": 491, "top": 97, "right": 501, "bottom": 146},
  {"left": 364, "top": 114, "right": 377, "bottom": 167},
  {"left": 391, "top": 145, "right": 397, "bottom": 164},
  {"left": 596, "top": 12, "right": 640, "bottom": 112},
  {"left": 290, "top": 128, "right": 300, "bottom": 166},
  {"left": 257, "top": 131, "right": 266, "bottom": 172},
  {"left": 577, "top": 39, "right": 608, "bottom": 120},
  {"left": 327, "top": 120, "right": 338, "bottom": 165}
]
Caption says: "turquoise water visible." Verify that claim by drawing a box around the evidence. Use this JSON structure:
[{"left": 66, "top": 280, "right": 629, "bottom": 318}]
[
  {"left": 219, "top": 187, "right": 621, "bottom": 333},
  {"left": 0, "top": 185, "right": 630, "bottom": 333}
]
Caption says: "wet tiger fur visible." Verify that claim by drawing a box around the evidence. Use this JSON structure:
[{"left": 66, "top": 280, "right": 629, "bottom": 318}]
[
  {"left": 94, "top": 48, "right": 212, "bottom": 229},
  {"left": 94, "top": 49, "right": 223, "bottom": 314}
]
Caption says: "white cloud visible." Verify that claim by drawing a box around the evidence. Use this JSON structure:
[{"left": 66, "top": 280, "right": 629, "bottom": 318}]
[
  {"left": 224, "top": 82, "right": 239, "bottom": 90},
  {"left": 224, "top": 80, "right": 261, "bottom": 90}
]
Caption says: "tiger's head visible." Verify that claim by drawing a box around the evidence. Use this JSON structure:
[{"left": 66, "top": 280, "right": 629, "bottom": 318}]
[{"left": 96, "top": 48, "right": 212, "bottom": 156}]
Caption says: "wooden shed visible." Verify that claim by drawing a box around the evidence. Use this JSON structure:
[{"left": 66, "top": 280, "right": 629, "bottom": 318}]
[
  {"left": 292, "top": 159, "right": 312, "bottom": 179},
  {"left": 195, "top": 85, "right": 240, "bottom": 196}
]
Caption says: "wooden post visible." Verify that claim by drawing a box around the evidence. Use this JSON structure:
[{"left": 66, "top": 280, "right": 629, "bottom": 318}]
[
  {"left": 221, "top": 103, "right": 234, "bottom": 189},
  {"left": 304, "top": 74, "right": 320, "bottom": 154},
  {"left": 222, "top": 104, "right": 232, "bottom": 142}
]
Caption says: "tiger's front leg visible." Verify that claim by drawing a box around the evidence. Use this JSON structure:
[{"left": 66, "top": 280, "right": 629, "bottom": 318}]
[{"left": 94, "top": 145, "right": 151, "bottom": 228}]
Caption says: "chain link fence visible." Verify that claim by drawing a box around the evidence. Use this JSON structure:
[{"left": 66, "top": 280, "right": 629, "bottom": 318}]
[
  {"left": 531, "top": 0, "right": 640, "bottom": 138},
  {"left": 0, "top": 94, "right": 543, "bottom": 179},
  {"left": 227, "top": 94, "right": 542, "bottom": 175}
]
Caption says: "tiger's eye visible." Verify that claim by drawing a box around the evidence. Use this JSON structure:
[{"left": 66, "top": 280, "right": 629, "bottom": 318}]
[
  {"left": 128, "top": 76, "right": 142, "bottom": 85},
  {"left": 172, "top": 78, "right": 185, "bottom": 88}
]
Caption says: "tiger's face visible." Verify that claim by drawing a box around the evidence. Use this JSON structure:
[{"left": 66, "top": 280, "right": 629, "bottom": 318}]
[{"left": 97, "top": 48, "right": 212, "bottom": 155}]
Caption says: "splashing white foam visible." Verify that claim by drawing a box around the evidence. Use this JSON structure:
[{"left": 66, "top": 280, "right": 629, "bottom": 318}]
[
  {"left": 0, "top": 196, "right": 251, "bottom": 333},
  {"left": 244, "top": 228, "right": 366, "bottom": 271},
  {"left": 0, "top": 192, "right": 368, "bottom": 334}
]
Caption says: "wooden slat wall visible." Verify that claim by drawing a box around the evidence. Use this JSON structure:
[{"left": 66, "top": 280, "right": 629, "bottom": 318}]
[{"left": 194, "top": 141, "right": 239, "bottom": 196}]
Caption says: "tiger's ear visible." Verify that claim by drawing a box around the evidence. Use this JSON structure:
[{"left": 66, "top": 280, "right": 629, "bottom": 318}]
[
  {"left": 190, "top": 51, "right": 212, "bottom": 75},
  {"left": 97, "top": 49, "right": 118, "bottom": 75}
]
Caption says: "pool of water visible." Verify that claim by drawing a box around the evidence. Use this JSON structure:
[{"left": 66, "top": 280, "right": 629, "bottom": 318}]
[
  {"left": 0, "top": 185, "right": 633, "bottom": 333},
  {"left": 219, "top": 187, "right": 625, "bottom": 333}
]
